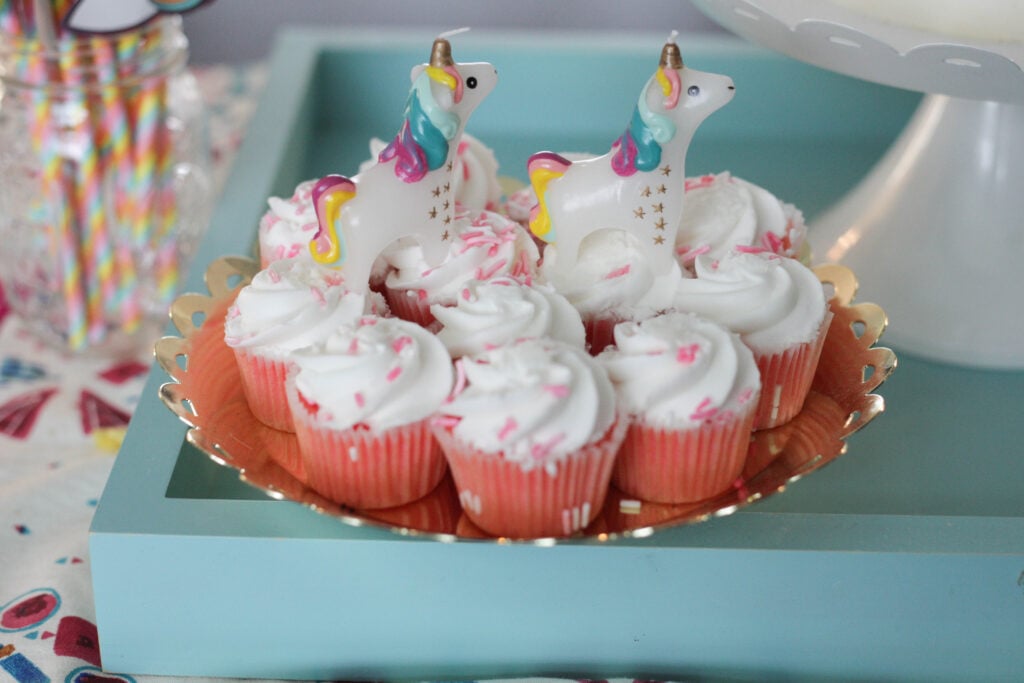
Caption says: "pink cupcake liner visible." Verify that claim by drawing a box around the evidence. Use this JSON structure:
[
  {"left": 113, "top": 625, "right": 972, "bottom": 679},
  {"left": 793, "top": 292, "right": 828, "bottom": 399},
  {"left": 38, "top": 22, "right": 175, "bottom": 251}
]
[
  {"left": 433, "top": 417, "right": 627, "bottom": 539},
  {"left": 233, "top": 348, "right": 294, "bottom": 432},
  {"left": 289, "top": 389, "right": 447, "bottom": 509},
  {"left": 612, "top": 405, "right": 756, "bottom": 504},
  {"left": 384, "top": 287, "right": 437, "bottom": 328},
  {"left": 752, "top": 311, "right": 833, "bottom": 430}
]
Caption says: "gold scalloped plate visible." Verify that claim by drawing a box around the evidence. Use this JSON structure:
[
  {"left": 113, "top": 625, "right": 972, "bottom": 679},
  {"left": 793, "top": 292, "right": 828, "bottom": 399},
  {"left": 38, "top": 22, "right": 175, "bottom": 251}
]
[{"left": 157, "top": 256, "right": 895, "bottom": 544}]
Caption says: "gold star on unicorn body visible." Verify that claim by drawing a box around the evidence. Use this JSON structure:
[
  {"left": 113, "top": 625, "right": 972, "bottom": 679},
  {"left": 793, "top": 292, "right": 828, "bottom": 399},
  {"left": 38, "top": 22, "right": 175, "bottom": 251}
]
[
  {"left": 444, "top": 215, "right": 452, "bottom": 225},
  {"left": 651, "top": 202, "right": 664, "bottom": 214},
  {"left": 441, "top": 230, "right": 450, "bottom": 241},
  {"left": 432, "top": 187, "right": 441, "bottom": 197},
  {"left": 446, "top": 161, "right": 453, "bottom": 172},
  {"left": 443, "top": 199, "right": 450, "bottom": 211},
  {"left": 653, "top": 234, "right": 666, "bottom": 245},
  {"left": 640, "top": 186, "right": 652, "bottom": 197},
  {"left": 634, "top": 207, "right": 646, "bottom": 219},
  {"left": 443, "top": 182, "right": 451, "bottom": 193},
  {"left": 654, "top": 218, "right": 667, "bottom": 230},
  {"left": 428, "top": 207, "right": 438, "bottom": 219},
  {"left": 657, "top": 184, "right": 667, "bottom": 194},
  {"left": 660, "top": 165, "right": 672, "bottom": 177}
]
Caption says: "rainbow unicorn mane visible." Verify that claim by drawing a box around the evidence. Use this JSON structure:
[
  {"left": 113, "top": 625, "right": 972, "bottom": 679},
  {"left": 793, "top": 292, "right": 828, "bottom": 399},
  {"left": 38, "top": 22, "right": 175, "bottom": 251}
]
[
  {"left": 527, "top": 152, "right": 573, "bottom": 242},
  {"left": 379, "top": 68, "right": 462, "bottom": 184},
  {"left": 610, "top": 65, "right": 680, "bottom": 177},
  {"left": 310, "top": 174, "right": 356, "bottom": 266}
]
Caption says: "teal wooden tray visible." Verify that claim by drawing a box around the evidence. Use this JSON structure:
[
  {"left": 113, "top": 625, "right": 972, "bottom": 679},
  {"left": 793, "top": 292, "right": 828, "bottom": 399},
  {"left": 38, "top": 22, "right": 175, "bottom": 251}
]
[{"left": 90, "top": 28, "right": 1024, "bottom": 681}]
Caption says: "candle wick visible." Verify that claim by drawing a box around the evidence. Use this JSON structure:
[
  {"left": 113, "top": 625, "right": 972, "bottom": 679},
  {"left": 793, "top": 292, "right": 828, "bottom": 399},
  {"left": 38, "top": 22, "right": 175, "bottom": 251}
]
[
  {"left": 666, "top": 29, "right": 679, "bottom": 45},
  {"left": 439, "top": 27, "right": 471, "bottom": 40}
]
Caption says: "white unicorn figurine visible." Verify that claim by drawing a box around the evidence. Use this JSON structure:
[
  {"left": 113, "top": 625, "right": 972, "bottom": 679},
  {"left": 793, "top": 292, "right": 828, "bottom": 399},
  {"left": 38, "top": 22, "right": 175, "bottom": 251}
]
[
  {"left": 528, "top": 34, "right": 735, "bottom": 276},
  {"left": 310, "top": 32, "right": 498, "bottom": 291}
]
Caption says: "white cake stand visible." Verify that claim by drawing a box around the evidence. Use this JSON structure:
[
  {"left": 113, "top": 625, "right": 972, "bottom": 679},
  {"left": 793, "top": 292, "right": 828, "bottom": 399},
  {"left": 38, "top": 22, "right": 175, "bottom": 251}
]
[{"left": 693, "top": 0, "right": 1024, "bottom": 369}]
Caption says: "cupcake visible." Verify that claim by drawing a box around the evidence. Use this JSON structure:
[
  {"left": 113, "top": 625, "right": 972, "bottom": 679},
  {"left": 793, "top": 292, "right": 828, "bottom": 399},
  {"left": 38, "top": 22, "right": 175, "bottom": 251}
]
[
  {"left": 430, "top": 276, "right": 585, "bottom": 358},
  {"left": 256, "top": 180, "right": 318, "bottom": 267},
  {"left": 676, "top": 172, "right": 806, "bottom": 269},
  {"left": 432, "top": 338, "right": 626, "bottom": 538},
  {"left": 598, "top": 312, "right": 761, "bottom": 503},
  {"left": 541, "top": 229, "right": 682, "bottom": 355},
  {"left": 381, "top": 208, "right": 539, "bottom": 327},
  {"left": 224, "top": 258, "right": 385, "bottom": 431},
  {"left": 287, "top": 315, "right": 454, "bottom": 509},
  {"left": 672, "top": 251, "right": 830, "bottom": 429}
]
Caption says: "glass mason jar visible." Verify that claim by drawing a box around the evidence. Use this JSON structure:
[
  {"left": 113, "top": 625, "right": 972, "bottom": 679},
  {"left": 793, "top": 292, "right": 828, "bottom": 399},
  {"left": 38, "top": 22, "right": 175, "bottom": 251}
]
[{"left": 0, "top": 16, "right": 210, "bottom": 353}]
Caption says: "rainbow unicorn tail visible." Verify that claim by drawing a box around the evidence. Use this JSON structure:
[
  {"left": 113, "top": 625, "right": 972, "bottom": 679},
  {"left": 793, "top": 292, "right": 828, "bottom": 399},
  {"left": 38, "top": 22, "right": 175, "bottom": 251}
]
[
  {"left": 526, "top": 152, "right": 572, "bottom": 243},
  {"left": 311, "top": 174, "right": 357, "bottom": 267}
]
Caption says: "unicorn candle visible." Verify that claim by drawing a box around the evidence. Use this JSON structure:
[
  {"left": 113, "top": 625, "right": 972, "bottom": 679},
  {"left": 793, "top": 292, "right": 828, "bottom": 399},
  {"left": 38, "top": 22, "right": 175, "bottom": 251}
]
[
  {"left": 528, "top": 35, "right": 735, "bottom": 277},
  {"left": 311, "top": 33, "right": 498, "bottom": 291}
]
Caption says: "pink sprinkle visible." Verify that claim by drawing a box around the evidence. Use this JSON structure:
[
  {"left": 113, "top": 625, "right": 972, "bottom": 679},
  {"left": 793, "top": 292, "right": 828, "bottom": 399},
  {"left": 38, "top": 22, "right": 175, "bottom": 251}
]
[
  {"left": 446, "top": 359, "right": 468, "bottom": 403},
  {"left": 310, "top": 286, "right": 327, "bottom": 305},
  {"left": 431, "top": 415, "right": 462, "bottom": 429},
  {"left": 676, "top": 244, "right": 711, "bottom": 262},
  {"left": 286, "top": 244, "right": 303, "bottom": 258},
  {"left": 359, "top": 316, "right": 378, "bottom": 326},
  {"left": 301, "top": 221, "right": 318, "bottom": 233},
  {"left": 737, "top": 387, "right": 754, "bottom": 405},
  {"left": 689, "top": 396, "right": 718, "bottom": 422},
  {"left": 324, "top": 271, "right": 345, "bottom": 287},
  {"left": 348, "top": 338, "right": 360, "bottom": 353},
  {"left": 354, "top": 392, "right": 366, "bottom": 408},
  {"left": 457, "top": 140, "right": 469, "bottom": 156},
  {"left": 762, "top": 231, "right": 784, "bottom": 254},
  {"left": 392, "top": 336, "right": 413, "bottom": 353},
  {"left": 497, "top": 416, "right": 518, "bottom": 441},
  {"left": 604, "top": 264, "right": 631, "bottom": 280},
  {"left": 475, "top": 258, "right": 508, "bottom": 281},
  {"left": 226, "top": 306, "right": 240, "bottom": 320},
  {"left": 460, "top": 229, "right": 485, "bottom": 241},
  {"left": 461, "top": 287, "right": 472, "bottom": 301},
  {"left": 483, "top": 343, "right": 499, "bottom": 350},
  {"left": 735, "top": 244, "right": 767, "bottom": 254},
  {"left": 385, "top": 366, "right": 402, "bottom": 383},
  {"left": 684, "top": 174, "right": 716, "bottom": 192},
  {"left": 676, "top": 343, "right": 700, "bottom": 364},
  {"left": 267, "top": 268, "right": 282, "bottom": 283},
  {"left": 531, "top": 432, "right": 566, "bottom": 461},
  {"left": 417, "top": 289, "right": 428, "bottom": 302},
  {"left": 542, "top": 384, "right": 570, "bottom": 399}
]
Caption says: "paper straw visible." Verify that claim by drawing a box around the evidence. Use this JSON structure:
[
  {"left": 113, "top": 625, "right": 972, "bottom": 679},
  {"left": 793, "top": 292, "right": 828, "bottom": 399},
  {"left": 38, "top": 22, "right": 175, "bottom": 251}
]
[
  {"left": 63, "top": 40, "right": 116, "bottom": 344},
  {"left": 31, "top": 0, "right": 90, "bottom": 349},
  {"left": 93, "top": 35, "right": 142, "bottom": 330}
]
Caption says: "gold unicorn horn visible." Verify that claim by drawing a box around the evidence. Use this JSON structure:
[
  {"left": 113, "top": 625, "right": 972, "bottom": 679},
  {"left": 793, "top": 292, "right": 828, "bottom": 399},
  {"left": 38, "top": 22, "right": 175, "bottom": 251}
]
[
  {"left": 660, "top": 30, "right": 683, "bottom": 69},
  {"left": 431, "top": 38, "right": 454, "bottom": 68}
]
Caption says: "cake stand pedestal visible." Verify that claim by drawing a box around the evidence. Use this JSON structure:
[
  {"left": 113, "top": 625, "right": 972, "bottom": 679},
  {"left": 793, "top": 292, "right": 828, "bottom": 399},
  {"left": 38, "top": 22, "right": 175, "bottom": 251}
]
[{"left": 693, "top": 0, "right": 1024, "bottom": 368}]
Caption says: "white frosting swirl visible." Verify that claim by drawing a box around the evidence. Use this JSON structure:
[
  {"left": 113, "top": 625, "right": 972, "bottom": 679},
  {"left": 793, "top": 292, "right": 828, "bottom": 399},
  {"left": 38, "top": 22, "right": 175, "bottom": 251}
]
[
  {"left": 672, "top": 252, "right": 827, "bottom": 353},
  {"left": 290, "top": 316, "right": 453, "bottom": 432},
  {"left": 224, "top": 259, "right": 384, "bottom": 354},
  {"left": 431, "top": 278, "right": 586, "bottom": 357},
  {"left": 441, "top": 339, "right": 617, "bottom": 472},
  {"left": 542, "top": 229, "right": 681, "bottom": 319},
  {"left": 598, "top": 313, "right": 760, "bottom": 429},
  {"left": 384, "top": 209, "right": 540, "bottom": 304},
  {"left": 257, "top": 180, "right": 318, "bottom": 264},
  {"left": 676, "top": 172, "right": 806, "bottom": 267}
]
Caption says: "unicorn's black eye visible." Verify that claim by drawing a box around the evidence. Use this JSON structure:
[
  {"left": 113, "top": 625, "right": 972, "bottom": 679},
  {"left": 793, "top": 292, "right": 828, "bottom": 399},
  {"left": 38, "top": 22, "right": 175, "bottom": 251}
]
[
  {"left": 688, "top": 85, "right": 700, "bottom": 96},
  {"left": 467, "top": 76, "right": 478, "bottom": 89}
]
